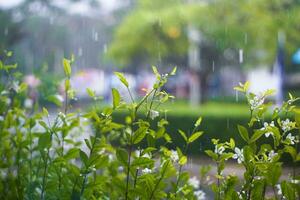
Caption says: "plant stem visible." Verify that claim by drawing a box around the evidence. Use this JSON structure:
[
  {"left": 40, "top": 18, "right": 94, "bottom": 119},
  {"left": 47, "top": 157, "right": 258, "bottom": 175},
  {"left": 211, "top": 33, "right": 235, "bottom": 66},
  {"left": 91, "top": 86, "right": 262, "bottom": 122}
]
[
  {"left": 125, "top": 144, "right": 132, "bottom": 200},
  {"left": 149, "top": 161, "right": 170, "bottom": 200},
  {"left": 146, "top": 88, "right": 158, "bottom": 119},
  {"left": 79, "top": 136, "right": 97, "bottom": 198}
]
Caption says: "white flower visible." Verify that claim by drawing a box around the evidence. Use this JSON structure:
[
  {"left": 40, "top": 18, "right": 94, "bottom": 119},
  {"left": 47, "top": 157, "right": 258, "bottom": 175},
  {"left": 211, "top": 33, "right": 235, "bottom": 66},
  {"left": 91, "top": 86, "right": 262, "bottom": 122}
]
[
  {"left": 170, "top": 150, "right": 179, "bottom": 162},
  {"left": 194, "top": 190, "right": 206, "bottom": 200},
  {"left": 282, "top": 119, "right": 292, "bottom": 132},
  {"left": 265, "top": 132, "right": 273, "bottom": 137},
  {"left": 268, "top": 150, "right": 278, "bottom": 161},
  {"left": 214, "top": 146, "right": 225, "bottom": 155},
  {"left": 141, "top": 168, "right": 152, "bottom": 174},
  {"left": 232, "top": 147, "right": 244, "bottom": 164},
  {"left": 286, "top": 133, "right": 295, "bottom": 145},
  {"left": 149, "top": 110, "right": 159, "bottom": 120},
  {"left": 276, "top": 184, "right": 282, "bottom": 195},
  {"left": 24, "top": 98, "right": 33, "bottom": 109},
  {"left": 261, "top": 121, "right": 274, "bottom": 137},
  {"left": 188, "top": 176, "right": 200, "bottom": 189},
  {"left": 249, "top": 95, "right": 264, "bottom": 110}
]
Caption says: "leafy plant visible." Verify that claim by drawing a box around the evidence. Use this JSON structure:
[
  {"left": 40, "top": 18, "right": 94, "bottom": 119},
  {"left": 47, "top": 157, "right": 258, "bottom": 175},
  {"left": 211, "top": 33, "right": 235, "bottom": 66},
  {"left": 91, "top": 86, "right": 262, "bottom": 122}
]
[
  {"left": 0, "top": 56, "right": 205, "bottom": 199},
  {"left": 0, "top": 54, "right": 299, "bottom": 199},
  {"left": 205, "top": 81, "right": 300, "bottom": 200}
]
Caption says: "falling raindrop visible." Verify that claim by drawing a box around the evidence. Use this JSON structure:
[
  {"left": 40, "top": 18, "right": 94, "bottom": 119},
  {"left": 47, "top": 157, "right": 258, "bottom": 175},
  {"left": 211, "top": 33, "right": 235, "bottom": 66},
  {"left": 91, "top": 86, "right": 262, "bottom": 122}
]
[
  {"left": 4, "top": 28, "right": 8, "bottom": 36},
  {"left": 212, "top": 61, "right": 215, "bottom": 72},
  {"left": 78, "top": 47, "right": 83, "bottom": 57},
  {"left": 235, "top": 90, "right": 239, "bottom": 102},
  {"left": 93, "top": 31, "right": 98, "bottom": 41},
  {"left": 244, "top": 33, "right": 248, "bottom": 44},
  {"left": 103, "top": 44, "right": 108, "bottom": 54},
  {"left": 239, "top": 49, "right": 243, "bottom": 63}
]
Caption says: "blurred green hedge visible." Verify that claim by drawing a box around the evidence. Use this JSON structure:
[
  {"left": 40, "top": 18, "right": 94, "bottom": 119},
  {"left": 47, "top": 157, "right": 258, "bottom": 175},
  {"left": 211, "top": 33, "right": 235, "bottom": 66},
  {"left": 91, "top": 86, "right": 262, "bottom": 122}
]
[{"left": 111, "top": 111, "right": 249, "bottom": 155}]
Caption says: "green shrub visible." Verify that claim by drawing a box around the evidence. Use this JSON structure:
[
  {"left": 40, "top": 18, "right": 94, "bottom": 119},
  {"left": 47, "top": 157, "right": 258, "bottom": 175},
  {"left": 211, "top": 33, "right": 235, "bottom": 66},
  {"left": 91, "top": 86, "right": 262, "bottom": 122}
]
[{"left": 0, "top": 54, "right": 299, "bottom": 200}]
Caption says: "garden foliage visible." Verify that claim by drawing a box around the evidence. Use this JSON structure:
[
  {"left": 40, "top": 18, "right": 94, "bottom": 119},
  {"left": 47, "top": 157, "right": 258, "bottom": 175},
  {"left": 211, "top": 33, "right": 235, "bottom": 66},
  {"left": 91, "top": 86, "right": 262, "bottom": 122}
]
[{"left": 0, "top": 54, "right": 299, "bottom": 199}]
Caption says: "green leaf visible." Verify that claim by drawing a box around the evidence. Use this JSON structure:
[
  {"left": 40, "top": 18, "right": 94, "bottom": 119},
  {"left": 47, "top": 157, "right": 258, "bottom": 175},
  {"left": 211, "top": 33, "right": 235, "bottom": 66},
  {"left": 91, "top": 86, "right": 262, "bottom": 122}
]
[
  {"left": 114, "top": 72, "right": 129, "bottom": 87},
  {"left": 170, "top": 66, "right": 177, "bottom": 75},
  {"left": 80, "top": 150, "right": 89, "bottom": 166},
  {"left": 249, "top": 130, "right": 265, "bottom": 143},
  {"left": 152, "top": 66, "right": 160, "bottom": 78},
  {"left": 84, "top": 139, "right": 92, "bottom": 150},
  {"left": 266, "top": 163, "right": 281, "bottom": 186},
  {"left": 112, "top": 88, "right": 120, "bottom": 109},
  {"left": 86, "top": 88, "right": 95, "bottom": 98},
  {"left": 116, "top": 148, "right": 128, "bottom": 166},
  {"left": 132, "top": 127, "right": 147, "bottom": 144},
  {"left": 284, "top": 146, "right": 297, "bottom": 161},
  {"left": 205, "top": 150, "right": 217, "bottom": 160},
  {"left": 229, "top": 138, "right": 235, "bottom": 149},
  {"left": 47, "top": 95, "right": 63, "bottom": 107},
  {"left": 194, "top": 117, "right": 202, "bottom": 127},
  {"left": 38, "top": 132, "right": 51, "bottom": 149},
  {"left": 131, "top": 157, "right": 154, "bottom": 168},
  {"left": 178, "top": 129, "right": 187, "bottom": 142},
  {"left": 64, "top": 148, "right": 79, "bottom": 160},
  {"left": 42, "top": 107, "right": 49, "bottom": 116},
  {"left": 237, "top": 125, "right": 249, "bottom": 142},
  {"left": 178, "top": 155, "right": 187, "bottom": 165},
  {"left": 188, "top": 131, "right": 203, "bottom": 143},
  {"left": 63, "top": 58, "right": 71, "bottom": 77}
]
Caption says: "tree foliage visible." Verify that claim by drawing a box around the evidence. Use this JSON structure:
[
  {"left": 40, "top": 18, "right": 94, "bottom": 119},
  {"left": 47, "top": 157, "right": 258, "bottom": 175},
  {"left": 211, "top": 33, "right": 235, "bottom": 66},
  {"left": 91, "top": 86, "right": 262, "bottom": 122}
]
[{"left": 109, "top": 0, "right": 300, "bottom": 68}]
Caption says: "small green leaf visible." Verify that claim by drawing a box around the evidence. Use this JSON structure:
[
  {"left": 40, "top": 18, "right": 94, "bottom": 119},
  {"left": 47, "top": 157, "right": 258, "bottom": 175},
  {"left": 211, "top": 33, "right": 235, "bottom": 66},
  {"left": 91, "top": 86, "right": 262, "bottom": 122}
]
[
  {"left": 116, "top": 148, "right": 128, "bottom": 166},
  {"left": 237, "top": 125, "right": 249, "bottom": 142},
  {"left": 188, "top": 131, "right": 203, "bottom": 143},
  {"left": 284, "top": 146, "right": 297, "bottom": 161},
  {"left": 86, "top": 88, "right": 95, "bottom": 98},
  {"left": 42, "top": 107, "right": 49, "bottom": 116},
  {"left": 170, "top": 66, "right": 177, "bottom": 75},
  {"left": 179, "top": 155, "right": 187, "bottom": 165},
  {"left": 112, "top": 88, "right": 120, "bottom": 109},
  {"left": 64, "top": 148, "right": 79, "bottom": 160},
  {"left": 249, "top": 130, "right": 265, "bottom": 143},
  {"left": 84, "top": 139, "right": 92, "bottom": 149},
  {"left": 178, "top": 129, "right": 187, "bottom": 142},
  {"left": 194, "top": 116, "right": 202, "bottom": 127},
  {"left": 38, "top": 132, "right": 51, "bottom": 149},
  {"left": 132, "top": 127, "right": 147, "bottom": 144},
  {"left": 63, "top": 58, "right": 71, "bottom": 77},
  {"left": 80, "top": 150, "right": 89, "bottom": 166},
  {"left": 205, "top": 150, "right": 217, "bottom": 160},
  {"left": 229, "top": 138, "right": 235, "bottom": 149},
  {"left": 114, "top": 72, "right": 129, "bottom": 87},
  {"left": 131, "top": 157, "right": 154, "bottom": 168},
  {"left": 152, "top": 66, "right": 160, "bottom": 78}
]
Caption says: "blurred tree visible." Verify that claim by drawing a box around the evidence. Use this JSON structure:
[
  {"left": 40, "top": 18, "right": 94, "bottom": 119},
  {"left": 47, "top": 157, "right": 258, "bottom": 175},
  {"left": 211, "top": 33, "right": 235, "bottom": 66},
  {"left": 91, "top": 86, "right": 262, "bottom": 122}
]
[
  {"left": 108, "top": 0, "right": 300, "bottom": 69},
  {"left": 0, "top": 9, "right": 24, "bottom": 58},
  {"left": 107, "top": 0, "right": 190, "bottom": 67}
]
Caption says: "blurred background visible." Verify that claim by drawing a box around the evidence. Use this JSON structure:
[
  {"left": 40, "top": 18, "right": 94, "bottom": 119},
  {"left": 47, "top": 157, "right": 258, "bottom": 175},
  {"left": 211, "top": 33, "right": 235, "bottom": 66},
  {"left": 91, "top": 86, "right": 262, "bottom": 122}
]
[{"left": 1, "top": 0, "right": 300, "bottom": 148}]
